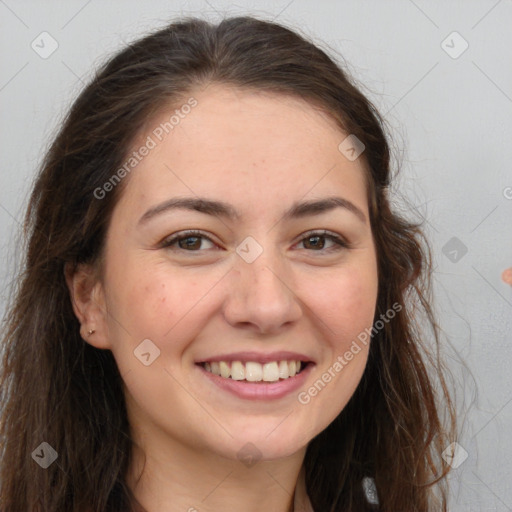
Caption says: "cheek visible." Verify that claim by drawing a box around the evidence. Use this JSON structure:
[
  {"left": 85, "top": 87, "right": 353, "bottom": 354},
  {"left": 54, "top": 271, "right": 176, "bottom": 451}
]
[
  {"left": 309, "top": 266, "right": 378, "bottom": 345},
  {"left": 119, "top": 278, "right": 179, "bottom": 333},
  {"left": 296, "top": 270, "right": 377, "bottom": 429},
  {"left": 106, "top": 256, "right": 188, "bottom": 327},
  {"left": 104, "top": 258, "right": 224, "bottom": 355}
]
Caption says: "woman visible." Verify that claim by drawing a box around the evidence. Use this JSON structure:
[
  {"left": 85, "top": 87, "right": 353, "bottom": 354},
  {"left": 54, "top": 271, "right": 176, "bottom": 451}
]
[{"left": 0, "top": 16, "right": 456, "bottom": 512}]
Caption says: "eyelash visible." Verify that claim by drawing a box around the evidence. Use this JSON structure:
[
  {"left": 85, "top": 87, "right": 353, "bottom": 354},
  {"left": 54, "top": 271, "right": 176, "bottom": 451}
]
[{"left": 160, "top": 229, "right": 350, "bottom": 254}]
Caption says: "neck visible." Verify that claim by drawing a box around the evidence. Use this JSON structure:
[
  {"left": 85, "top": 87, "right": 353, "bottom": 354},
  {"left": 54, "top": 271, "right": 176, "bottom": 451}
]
[{"left": 126, "top": 427, "right": 306, "bottom": 512}]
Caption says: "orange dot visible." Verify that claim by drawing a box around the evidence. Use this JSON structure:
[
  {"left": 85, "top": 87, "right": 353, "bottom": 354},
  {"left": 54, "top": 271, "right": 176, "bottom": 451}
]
[{"left": 502, "top": 268, "right": 512, "bottom": 285}]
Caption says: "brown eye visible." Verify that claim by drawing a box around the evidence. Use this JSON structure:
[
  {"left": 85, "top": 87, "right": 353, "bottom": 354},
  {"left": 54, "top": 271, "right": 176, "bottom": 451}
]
[
  {"left": 302, "top": 235, "right": 327, "bottom": 250},
  {"left": 177, "top": 236, "right": 203, "bottom": 250},
  {"left": 161, "top": 231, "right": 216, "bottom": 251},
  {"left": 297, "top": 231, "right": 348, "bottom": 252}
]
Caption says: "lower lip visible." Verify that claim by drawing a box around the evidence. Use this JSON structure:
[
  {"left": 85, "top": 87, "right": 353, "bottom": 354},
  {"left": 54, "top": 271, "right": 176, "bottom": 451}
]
[{"left": 196, "top": 363, "right": 314, "bottom": 400}]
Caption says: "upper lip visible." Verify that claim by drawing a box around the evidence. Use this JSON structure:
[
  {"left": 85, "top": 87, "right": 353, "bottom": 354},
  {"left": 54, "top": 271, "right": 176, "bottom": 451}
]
[{"left": 195, "top": 351, "right": 313, "bottom": 364}]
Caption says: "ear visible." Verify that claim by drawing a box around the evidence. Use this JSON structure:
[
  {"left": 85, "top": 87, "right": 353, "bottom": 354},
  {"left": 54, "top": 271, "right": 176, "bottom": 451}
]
[{"left": 64, "top": 262, "right": 111, "bottom": 349}]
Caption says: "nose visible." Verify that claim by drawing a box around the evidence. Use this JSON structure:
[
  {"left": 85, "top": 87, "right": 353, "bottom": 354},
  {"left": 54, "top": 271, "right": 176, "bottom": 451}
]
[{"left": 222, "top": 245, "right": 302, "bottom": 334}]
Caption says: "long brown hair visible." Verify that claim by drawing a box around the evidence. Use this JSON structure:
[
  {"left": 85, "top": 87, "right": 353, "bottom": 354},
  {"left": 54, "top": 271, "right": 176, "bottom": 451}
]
[{"left": 0, "top": 16, "right": 456, "bottom": 511}]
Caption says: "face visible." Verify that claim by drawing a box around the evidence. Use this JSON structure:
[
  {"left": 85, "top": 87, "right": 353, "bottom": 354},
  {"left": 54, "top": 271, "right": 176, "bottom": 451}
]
[{"left": 89, "top": 84, "right": 378, "bottom": 462}]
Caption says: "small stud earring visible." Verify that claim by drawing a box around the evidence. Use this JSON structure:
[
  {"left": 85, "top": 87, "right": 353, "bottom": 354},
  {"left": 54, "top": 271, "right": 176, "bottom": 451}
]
[{"left": 87, "top": 329, "right": 96, "bottom": 336}]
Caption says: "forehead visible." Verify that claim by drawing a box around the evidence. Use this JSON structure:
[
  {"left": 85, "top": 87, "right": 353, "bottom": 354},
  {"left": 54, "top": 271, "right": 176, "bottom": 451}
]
[{"left": 116, "top": 84, "right": 369, "bottom": 219}]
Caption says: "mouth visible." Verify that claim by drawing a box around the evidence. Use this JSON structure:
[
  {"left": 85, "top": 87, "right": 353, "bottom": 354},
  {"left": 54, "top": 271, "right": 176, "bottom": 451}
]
[
  {"left": 197, "top": 359, "right": 311, "bottom": 383},
  {"left": 194, "top": 351, "right": 315, "bottom": 400},
  {"left": 194, "top": 352, "right": 314, "bottom": 400}
]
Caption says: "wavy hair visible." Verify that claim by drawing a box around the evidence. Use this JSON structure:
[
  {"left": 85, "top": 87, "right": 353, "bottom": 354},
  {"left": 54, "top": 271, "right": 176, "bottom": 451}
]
[{"left": 0, "top": 15, "right": 456, "bottom": 511}]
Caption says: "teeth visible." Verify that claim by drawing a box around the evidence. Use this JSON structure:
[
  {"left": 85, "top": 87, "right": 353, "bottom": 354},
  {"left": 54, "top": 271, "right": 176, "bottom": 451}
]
[
  {"left": 219, "top": 361, "right": 230, "bottom": 378},
  {"left": 263, "top": 362, "right": 280, "bottom": 382},
  {"left": 231, "top": 361, "right": 245, "bottom": 380},
  {"left": 210, "top": 361, "right": 220, "bottom": 376},
  {"left": 202, "top": 360, "right": 303, "bottom": 382},
  {"left": 278, "top": 360, "right": 289, "bottom": 379}
]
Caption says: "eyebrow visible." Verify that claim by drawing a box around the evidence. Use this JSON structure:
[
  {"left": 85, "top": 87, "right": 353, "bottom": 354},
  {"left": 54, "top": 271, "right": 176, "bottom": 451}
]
[{"left": 138, "top": 195, "right": 367, "bottom": 226}]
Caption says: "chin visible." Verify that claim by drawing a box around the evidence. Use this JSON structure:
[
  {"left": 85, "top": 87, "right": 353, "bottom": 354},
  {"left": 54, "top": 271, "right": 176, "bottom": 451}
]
[{"left": 211, "top": 419, "right": 317, "bottom": 462}]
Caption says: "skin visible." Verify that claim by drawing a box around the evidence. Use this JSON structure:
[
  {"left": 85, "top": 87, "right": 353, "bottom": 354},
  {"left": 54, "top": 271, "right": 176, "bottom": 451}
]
[
  {"left": 503, "top": 268, "right": 512, "bottom": 285},
  {"left": 67, "top": 84, "right": 379, "bottom": 512}
]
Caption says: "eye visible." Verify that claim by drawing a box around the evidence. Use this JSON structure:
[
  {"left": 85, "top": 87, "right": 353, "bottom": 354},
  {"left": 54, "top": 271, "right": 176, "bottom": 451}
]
[
  {"left": 296, "top": 230, "right": 349, "bottom": 252},
  {"left": 160, "top": 230, "right": 216, "bottom": 251},
  {"left": 160, "top": 229, "right": 349, "bottom": 254}
]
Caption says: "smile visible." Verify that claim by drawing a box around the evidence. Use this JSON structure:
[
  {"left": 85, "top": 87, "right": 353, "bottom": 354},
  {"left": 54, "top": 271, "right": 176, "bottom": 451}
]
[{"left": 201, "top": 360, "right": 303, "bottom": 382}]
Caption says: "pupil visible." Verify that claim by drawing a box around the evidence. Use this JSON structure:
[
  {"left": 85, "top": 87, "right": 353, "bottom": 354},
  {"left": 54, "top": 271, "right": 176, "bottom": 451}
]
[
  {"left": 181, "top": 237, "right": 200, "bottom": 249},
  {"left": 307, "top": 236, "right": 324, "bottom": 249}
]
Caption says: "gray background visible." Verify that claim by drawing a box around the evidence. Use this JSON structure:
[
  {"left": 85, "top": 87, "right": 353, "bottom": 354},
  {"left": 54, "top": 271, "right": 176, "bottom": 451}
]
[{"left": 1, "top": 0, "right": 511, "bottom": 510}]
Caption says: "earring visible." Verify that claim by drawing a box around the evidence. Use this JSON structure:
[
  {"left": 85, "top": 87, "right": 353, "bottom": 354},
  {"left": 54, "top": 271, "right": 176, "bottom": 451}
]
[{"left": 87, "top": 329, "right": 96, "bottom": 336}]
